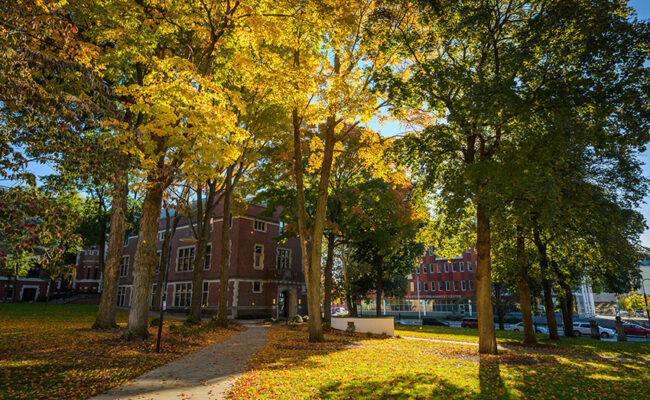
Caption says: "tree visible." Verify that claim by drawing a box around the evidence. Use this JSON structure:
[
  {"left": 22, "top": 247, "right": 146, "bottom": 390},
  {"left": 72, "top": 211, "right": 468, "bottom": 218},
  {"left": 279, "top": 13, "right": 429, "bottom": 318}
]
[
  {"left": 377, "top": 0, "right": 650, "bottom": 353},
  {"left": 0, "top": 186, "right": 83, "bottom": 300}
]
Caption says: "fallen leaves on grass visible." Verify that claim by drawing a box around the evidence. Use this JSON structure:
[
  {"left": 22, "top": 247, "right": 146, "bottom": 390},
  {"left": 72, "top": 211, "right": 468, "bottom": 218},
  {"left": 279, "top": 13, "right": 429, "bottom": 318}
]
[{"left": 0, "top": 304, "right": 244, "bottom": 400}]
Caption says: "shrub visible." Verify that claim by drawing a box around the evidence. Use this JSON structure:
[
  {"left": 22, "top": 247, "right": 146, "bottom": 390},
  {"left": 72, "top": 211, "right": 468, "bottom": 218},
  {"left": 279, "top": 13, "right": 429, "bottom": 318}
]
[
  {"left": 292, "top": 315, "right": 303, "bottom": 323},
  {"left": 302, "top": 315, "right": 309, "bottom": 322},
  {"left": 183, "top": 315, "right": 201, "bottom": 326},
  {"left": 346, "top": 321, "right": 356, "bottom": 333},
  {"left": 149, "top": 317, "right": 161, "bottom": 327}
]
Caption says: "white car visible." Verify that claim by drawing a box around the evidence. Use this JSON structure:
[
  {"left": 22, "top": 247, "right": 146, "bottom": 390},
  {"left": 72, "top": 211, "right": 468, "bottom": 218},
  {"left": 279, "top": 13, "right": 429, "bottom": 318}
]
[
  {"left": 572, "top": 322, "right": 615, "bottom": 338},
  {"left": 509, "top": 322, "right": 548, "bottom": 334}
]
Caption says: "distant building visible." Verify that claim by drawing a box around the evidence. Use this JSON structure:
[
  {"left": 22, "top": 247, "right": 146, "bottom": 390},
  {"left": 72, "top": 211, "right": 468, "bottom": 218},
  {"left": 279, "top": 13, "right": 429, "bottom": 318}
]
[{"left": 74, "top": 202, "right": 307, "bottom": 319}]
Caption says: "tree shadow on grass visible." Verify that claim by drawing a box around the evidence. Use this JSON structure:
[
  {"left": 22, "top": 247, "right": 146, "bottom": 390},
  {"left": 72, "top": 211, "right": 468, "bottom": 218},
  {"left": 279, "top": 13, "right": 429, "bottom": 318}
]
[{"left": 317, "top": 372, "right": 467, "bottom": 400}]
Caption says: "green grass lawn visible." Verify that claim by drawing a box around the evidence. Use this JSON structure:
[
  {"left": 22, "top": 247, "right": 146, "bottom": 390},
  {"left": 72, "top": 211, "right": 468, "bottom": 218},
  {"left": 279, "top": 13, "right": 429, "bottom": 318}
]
[
  {"left": 228, "top": 327, "right": 650, "bottom": 400},
  {"left": 0, "top": 303, "right": 243, "bottom": 400},
  {"left": 395, "top": 324, "right": 650, "bottom": 360}
]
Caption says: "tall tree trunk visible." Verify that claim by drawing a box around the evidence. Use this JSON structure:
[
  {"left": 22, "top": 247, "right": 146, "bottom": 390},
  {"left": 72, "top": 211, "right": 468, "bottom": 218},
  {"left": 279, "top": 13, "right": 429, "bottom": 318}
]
[
  {"left": 533, "top": 227, "right": 559, "bottom": 340},
  {"left": 152, "top": 210, "right": 177, "bottom": 312},
  {"left": 123, "top": 183, "right": 164, "bottom": 341},
  {"left": 476, "top": 202, "right": 497, "bottom": 354},
  {"left": 98, "top": 217, "right": 106, "bottom": 273},
  {"left": 515, "top": 225, "right": 536, "bottom": 345},
  {"left": 217, "top": 168, "right": 233, "bottom": 327},
  {"left": 375, "top": 267, "right": 384, "bottom": 317},
  {"left": 323, "top": 234, "right": 335, "bottom": 323},
  {"left": 558, "top": 282, "right": 574, "bottom": 337},
  {"left": 292, "top": 102, "right": 324, "bottom": 342},
  {"left": 94, "top": 171, "right": 128, "bottom": 329}
]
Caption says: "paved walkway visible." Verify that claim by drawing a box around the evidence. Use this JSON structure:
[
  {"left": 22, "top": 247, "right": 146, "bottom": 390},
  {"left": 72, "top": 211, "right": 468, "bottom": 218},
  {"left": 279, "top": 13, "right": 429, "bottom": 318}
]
[
  {"left": 91, "top": 324, "right": 271, "bottom": 400},
  {"left": 401, "top": 336, "right": 650, "bottom": 363}
]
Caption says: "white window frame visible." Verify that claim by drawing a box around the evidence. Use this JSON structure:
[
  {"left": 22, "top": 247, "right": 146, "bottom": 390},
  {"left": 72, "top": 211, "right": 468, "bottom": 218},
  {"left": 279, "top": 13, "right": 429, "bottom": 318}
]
[
  {"left": 423, "top": 282, "right": 428, "bottom": 291},
  {"left": 445, "top": 281, "right": 450, "bottom": 291},
  {"left": 431, "top": 281, "right": 436, "bottom": 292},
  {"left": 437, "top": 263, "right": 441, "bottom": 273},
  {"left": 119, "top": 256, "right": 129, "bottom": 277},
  {"left": 452, "top": 262, "right": 457, "bottom": 272},
  {"left": 204, "top": 244, "right": 212, "bottom": 270},
  {"left": 461, "top": 280, "right": 467, "bottom": 291},
  {"left": 254, "top": 220, "right": 267, "bottom": 232},
  {"left": 467, "top": 261, "right": 473, "bottom": 272},
  {"left": 453, "top": 281, "right": 458, "bottom": 291},
  {"left": 459, "top": 262, "right": 464, "bottom": 272},
  {"left": 444, "top": 263, "right": 449, "bottom": 273},
  {"left": 202, "top": 281, "right": 209, "bottom": 306},
  {"left": 438, "top": 281, "right": 443, "bottom": 291},
  {"left": 173, "top": 282, "right": 192, "bottom": 307},
  {"left": 276, "top": 248, "right": 291, "bottom": 269},
  {"left": 254, "top": 244, "right": 264, "bottom": 269},
  {"left": 253, "top": 281, "right": 262, "bottom": 293},
  {"left": 429, "top": 263, "right": 434, "bottom": 273},
  {"left": 415, "top": 266, "right": 420, "bottom": 274},
  {"left": 176, "top": 246, "right": 195, "bottom": 272},
  {"left": 117, "top": 286, "right": 126, "bottom": 307},
  {"left": 469, "top": 280, "right": 474, "bottom": 290}
]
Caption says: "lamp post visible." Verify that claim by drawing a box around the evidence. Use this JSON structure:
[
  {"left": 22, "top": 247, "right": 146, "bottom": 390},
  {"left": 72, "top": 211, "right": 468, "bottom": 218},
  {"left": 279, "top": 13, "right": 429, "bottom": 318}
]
[{"left": 642, "top": 278, "right": 650, "bottom": 327}]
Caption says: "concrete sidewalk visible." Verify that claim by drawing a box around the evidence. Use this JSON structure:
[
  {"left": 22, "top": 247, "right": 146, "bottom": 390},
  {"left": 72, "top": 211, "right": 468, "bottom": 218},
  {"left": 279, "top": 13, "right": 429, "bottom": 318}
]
[{"left": 90, "top": 324, "right": 271, "bottom": 400}]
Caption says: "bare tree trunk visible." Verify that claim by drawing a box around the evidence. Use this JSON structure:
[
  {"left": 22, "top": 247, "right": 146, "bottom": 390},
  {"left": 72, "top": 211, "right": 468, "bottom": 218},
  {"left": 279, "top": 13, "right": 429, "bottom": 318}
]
[
  {"left": 323, "top": 234, "right": 335, "bottom": 323},
  {"left": 516, "top": 225, "right": 536, "bottom": 345},
  {"left": 476, "top": 202, "right": 497, "bottom": 354},
  {"left": 94, "top": 171, "right": 128, "bottom": 329},
  {"left": 217, "top": 168, "right": 233, "bottom": 327},
  {"left": 123, "top": 183, "right": 164, "bottom": 341},
  {"left": 533, "top": 227, "right": 559, "bottom": 340}
]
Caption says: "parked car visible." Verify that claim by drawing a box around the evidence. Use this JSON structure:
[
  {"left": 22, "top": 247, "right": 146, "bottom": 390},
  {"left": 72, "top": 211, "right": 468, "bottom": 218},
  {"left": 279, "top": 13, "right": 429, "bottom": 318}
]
[
  {"left": 508, "top": 322, "right": 548, "bottom": 334},
  {"left": 634, "top": 310, "right": 646, "bottom": 317},
  {"left": 572, "top": 322, "right": 616, "bottom": 338},
  {"left": 422, "top": 317, "right": 450, "bottom": 327},
  {"left": 623, "top": 324, "right": 650, "bottom": 337},
  {"left": 461, "top": 317, "right": 479, "bottom": 328}
]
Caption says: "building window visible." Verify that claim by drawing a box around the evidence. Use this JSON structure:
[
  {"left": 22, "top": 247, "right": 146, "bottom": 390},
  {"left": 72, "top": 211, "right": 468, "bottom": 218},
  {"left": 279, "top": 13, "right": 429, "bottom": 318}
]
[
  {"left": 174, "top": 282, "right": 192, "bottom": 307},
  {"left": 155, "top": 250, "right": 161, "bottom": 274},
  {"left": 117, "top": 286, "right": 126, "bottom": 307},
  {"left": 423, "top": 282, "right": 428, "bottom": 291},
  {"left": 469, "top": 280, "right": 474, "bottom": 290},
  {"left": 452, "top": 262, "right": 457, "bottom": 272},
  {"left": 429, "top": 263, "right": 434, "bottom": 273},
  {"left": 276, "top": 248, "right": 291, "bottom": 269},
  {"left": 119, "top": 256, "right": 129, "bottom": 277},
  {"left": 467, "top": 261, "right": 473, "bottom": 272},
  {"left": 438, "top": 281, "right": 443, "bottom": 291},
  {"left": 204, "top": 245, "right": 212, "bottom": 270},
  {"left": 279, "top": 221, "right": 285, "bottom": 234},
  {"left": 453, "top": 281, "right": 458, "bottom": 291},
  {"left": 410, "top": 282, "right": 415, "bottom": 292},
  {"left": 254, "top": 220, "right": 266, "bottom": 232},
  {"left": 461, "top": 280, "right": 467, "bottom": 291},
  {"left": 431, "top": 281, "right": 436, "bottom": 292},
  {"left": 202, "top": 282, "right": 209, "bottom": 306},
  {"left": 123, "top": 235, "right": 129, "bottom": 247},
  {"left": 158, "top": 231, "right": 165, "bottom": 242},
  {"left": 177, "top": 247, "right": 195, "bottom": 272},
  {"left": 151, "top": 283, "right": 157, "bottom": 308},
  {"left": 253, "top": 281, "right": 262, "bottom": 293},
  {"left": 459, "top": 262, "right": 464, "bottom": 272},
  {"left": 444, "top": 263, "right": 449, "bottom": 273},
  {"left": 415, "top": 265, "right": 420, "bottom": 274},
  {"left": 254, "top": 244, "right": 264, "bottom": 269},
  {"left": 437, "top": 263, "right": 441, "bottom": 273},
  {"left": 445, "top": 281, "right": 450, "bottom": 291}
]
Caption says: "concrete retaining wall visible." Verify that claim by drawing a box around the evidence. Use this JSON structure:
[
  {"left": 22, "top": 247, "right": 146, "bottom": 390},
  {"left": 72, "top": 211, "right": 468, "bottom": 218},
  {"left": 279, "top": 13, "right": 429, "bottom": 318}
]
[{"left": 331, "top": 317, "right": 394, "bottom": 336}]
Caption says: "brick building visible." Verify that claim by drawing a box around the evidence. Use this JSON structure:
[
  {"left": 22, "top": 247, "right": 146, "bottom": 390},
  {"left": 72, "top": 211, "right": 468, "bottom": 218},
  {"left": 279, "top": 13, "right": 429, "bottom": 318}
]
[
  {"left": 75, "top": 202, "right": 307, "bottom": 319},
  {"left": 405, "top": 247, "right": 477, "bottom": 314}
]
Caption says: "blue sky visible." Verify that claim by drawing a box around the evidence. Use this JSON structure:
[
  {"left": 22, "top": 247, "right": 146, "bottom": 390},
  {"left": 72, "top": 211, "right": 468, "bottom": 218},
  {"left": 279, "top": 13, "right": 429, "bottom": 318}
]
[{"left": 5, "top": 1, "right": 650, "bottom": 247}]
